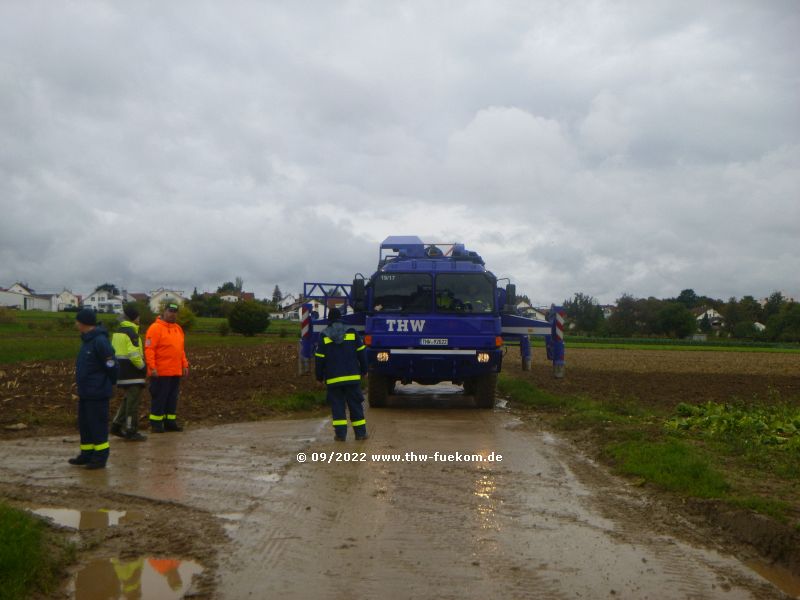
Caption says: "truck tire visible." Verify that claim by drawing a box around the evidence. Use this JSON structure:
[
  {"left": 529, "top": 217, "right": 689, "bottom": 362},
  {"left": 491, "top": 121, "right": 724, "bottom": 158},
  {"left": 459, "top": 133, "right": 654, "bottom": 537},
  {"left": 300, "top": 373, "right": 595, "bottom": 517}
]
[
  {"left": 474, "top": 373, "right": 497, "bottom": 409},
  {"left": 463, "top": 378, "right": 476, "bottom": 396},
  {"left": 368, "top": 373, "right": 391, "bottom": 408}
]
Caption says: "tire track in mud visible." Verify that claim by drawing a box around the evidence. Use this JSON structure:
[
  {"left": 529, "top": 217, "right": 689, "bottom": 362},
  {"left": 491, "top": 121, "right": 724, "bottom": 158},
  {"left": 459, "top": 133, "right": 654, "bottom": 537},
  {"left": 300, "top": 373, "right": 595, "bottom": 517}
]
[
  {"left": 0, "top": 388, "right": 788, "bottom": 599},
  {"left": 549, "top": 436, "right": 785, "bottom": 599},
  {"left": 216, "top": 391, "right": 781, "bottom": 599}
]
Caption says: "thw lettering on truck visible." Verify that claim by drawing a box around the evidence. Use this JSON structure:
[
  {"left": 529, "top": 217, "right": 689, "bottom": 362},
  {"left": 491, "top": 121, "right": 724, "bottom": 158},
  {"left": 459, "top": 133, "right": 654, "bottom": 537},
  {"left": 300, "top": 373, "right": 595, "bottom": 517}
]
[{"left": 385, "top": 319, "right": 426, "bottom": 332}]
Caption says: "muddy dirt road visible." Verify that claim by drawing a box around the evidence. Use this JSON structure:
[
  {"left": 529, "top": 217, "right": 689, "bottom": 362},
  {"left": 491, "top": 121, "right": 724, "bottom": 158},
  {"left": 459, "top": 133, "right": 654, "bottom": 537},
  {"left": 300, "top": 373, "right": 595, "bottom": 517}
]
[{"left": 0, "top": 384, "right": 789, "bottom": 599}]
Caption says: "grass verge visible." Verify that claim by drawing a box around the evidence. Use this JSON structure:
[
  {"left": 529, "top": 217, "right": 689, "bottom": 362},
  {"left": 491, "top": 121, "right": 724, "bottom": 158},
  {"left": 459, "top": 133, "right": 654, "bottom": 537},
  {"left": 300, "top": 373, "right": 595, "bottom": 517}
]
[
  {"left": 0, "top": 330, "right": 291, "bottom": 364},
  {"left": 499, "top": 375, "right": 800, "bottom": 525},
  {"left": 0, "top": 310, "right": 303, "bottom": 364},
  {"left": 253, "top": 390, "right": 327, "bottom": 412},
  {"left": 0, "top": 502, "right": 75, "bottom": 600},
  {"left": 605, "top": 439, "right": 729, "bottom": 498}
]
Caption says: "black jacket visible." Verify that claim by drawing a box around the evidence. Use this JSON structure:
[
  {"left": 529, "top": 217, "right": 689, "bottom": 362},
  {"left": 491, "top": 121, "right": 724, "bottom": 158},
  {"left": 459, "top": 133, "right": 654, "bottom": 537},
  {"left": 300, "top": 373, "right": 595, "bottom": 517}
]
[
  {"left": 75, "top": 325, "right": 118, "bottom": 400},
  {"left": 314, "top": 322, "right": 367, "bottom": 387}
]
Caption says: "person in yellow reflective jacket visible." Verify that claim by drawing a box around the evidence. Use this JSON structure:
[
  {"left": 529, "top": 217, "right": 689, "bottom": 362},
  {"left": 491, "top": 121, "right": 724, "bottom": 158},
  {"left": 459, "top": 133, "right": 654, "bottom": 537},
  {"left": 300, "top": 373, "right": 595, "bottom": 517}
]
[
  {"left": 111, "top": 557, "right": 143, "bottom": 598},
  {"left": 110, "top": 304, "right": 147, "bottom": 441},
  {"left": 314, "top": 308, "right": 368, "bottom": 441}
]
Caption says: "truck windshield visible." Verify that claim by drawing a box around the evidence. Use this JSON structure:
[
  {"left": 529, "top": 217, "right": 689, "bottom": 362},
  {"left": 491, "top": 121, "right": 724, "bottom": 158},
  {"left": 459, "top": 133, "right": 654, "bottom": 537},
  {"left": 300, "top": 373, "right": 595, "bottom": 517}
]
[
  {"left": 435, "top": 273, "right": 495, "bottom": 314},
  {"left": 372, "top": 273, "right": 432, "bottom": 313}
]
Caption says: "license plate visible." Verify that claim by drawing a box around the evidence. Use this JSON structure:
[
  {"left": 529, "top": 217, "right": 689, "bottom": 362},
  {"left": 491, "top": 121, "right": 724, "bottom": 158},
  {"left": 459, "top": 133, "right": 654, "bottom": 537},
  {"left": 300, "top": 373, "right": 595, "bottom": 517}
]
[{"left": 420, "top": 338, "right": 448, "bottom": 346}]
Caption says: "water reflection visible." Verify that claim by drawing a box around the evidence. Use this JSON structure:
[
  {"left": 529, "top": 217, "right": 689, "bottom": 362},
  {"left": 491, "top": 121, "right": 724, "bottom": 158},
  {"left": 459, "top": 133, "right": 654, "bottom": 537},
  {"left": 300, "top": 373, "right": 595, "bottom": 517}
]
[
  {"left": 29, "top": 508, "right": 144, "bottom": 530},
  {"left": 71, "top": 557, "right": 203, "bottom": 600},
  {"left": 473, "top": 471, "right": 499, "bottom": 531}
]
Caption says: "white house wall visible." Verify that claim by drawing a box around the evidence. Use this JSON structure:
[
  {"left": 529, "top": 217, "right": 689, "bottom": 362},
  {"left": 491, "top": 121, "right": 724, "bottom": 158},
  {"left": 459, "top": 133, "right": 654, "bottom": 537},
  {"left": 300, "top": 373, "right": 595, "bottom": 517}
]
[
  {"left": 149, "top": 292, "right": 186, "bottom": 312},
  {"left": 0, "top": 291, "right": 55, "bottom": 311},
  {"left": 0, "top": 290, "right": 25, "bottom": 309}
]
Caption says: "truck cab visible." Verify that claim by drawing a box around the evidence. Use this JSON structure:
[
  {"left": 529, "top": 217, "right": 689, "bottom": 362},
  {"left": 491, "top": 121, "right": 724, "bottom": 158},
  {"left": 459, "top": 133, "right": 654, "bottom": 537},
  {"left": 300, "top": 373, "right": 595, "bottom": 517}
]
[
  {"left": 301, "top": 235, "right": 565, "bottom": 409},
  {"left": 361, "top": 237, "right": 504, "bottom": 407}
]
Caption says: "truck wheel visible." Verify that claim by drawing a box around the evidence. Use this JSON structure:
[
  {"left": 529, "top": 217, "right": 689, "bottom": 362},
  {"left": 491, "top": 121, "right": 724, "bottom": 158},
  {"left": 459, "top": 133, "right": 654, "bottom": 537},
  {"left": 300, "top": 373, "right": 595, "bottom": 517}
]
[
  {"left": 368, "top": 373, "right": 390, "bottom": 408},
  {"left": 474, "top": 373, "right": 497, "bottom": 409}
]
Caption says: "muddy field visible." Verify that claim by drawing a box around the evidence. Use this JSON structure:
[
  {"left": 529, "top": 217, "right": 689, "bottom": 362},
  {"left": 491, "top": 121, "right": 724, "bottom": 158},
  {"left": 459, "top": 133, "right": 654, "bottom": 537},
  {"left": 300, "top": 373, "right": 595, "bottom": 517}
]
[
  {"left": 1, "top": 398, "right": 795, "bottom": 599},
  {"left": 509, "top": 346, "right": 800, "bottom": 410},
  {"left": 0, "top": 343, "right": 321, "bottom": 438},
  {"left": 2, "top": 343, "right": 800, "bottom": 598},
  {"left": 2, "top": 343, "right": 798, "bottom": 439}
]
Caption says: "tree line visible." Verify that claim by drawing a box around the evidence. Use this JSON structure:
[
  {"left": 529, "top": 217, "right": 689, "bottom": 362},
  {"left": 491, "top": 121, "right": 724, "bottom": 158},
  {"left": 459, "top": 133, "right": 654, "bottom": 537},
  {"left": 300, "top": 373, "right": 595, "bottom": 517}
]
[
  {"left": 562, "top": 290, "right": 800, "bottom": 342},
  {"left": 187, "top": 283, "right": 285, "bottom": 318},
  {"left": 112, "top": 280, "right": 286, "bottom": 337}
]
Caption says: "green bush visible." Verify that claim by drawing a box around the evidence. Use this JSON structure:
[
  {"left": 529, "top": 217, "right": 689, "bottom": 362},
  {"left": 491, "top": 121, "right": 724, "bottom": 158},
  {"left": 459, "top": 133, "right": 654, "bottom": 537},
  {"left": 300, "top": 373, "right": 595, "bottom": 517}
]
[
  {"left": 228, "top": 301, "right": 271, "bottom": 337},
  {"left": 126, "top": 301, "right": 155, "bottom": 329},
  {"left": 218, "top": 321, "right": 231, "bottom": 336},
  {"left": 0, "top": 308, "right": 17, "bottom": 325},
  {"left": 176, "top": 305, "right": 196, "bottom": 332}
]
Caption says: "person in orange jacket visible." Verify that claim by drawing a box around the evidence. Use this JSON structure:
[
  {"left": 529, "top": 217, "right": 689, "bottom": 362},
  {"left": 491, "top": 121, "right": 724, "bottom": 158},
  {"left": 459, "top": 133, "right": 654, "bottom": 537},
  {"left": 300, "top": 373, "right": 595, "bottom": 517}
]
[{"left": 145, "top": 303, "right": 189, "bottom": 432}]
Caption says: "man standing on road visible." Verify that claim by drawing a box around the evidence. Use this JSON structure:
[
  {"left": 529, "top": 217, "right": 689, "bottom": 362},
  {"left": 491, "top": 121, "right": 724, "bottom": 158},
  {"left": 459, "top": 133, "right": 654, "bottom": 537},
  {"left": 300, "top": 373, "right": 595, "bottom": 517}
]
[
  {"left": 145, "top": 303, "right": 189, "bottom": 433},
  {"left": 70, "top": 308, "right": 118, "bottom": 469},
  {"left": 315, "top": 308, "right": 368, "bottom": 441},
  {"left": 110, "top": 303, "right": 147, "bottom": 441}
]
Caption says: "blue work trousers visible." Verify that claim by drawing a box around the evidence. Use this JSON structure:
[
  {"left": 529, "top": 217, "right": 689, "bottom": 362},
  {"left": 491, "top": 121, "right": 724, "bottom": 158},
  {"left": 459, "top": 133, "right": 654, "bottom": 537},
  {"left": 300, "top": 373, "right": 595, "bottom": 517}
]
[
  {"left": 328, "top": 384, "right": 366, "bottom": 439},
  {"left": 149, "top": 376, "right": 181, "bottom": 424},
  {"left": 78, "top": 397, "right": 110, "bottom": 464}
]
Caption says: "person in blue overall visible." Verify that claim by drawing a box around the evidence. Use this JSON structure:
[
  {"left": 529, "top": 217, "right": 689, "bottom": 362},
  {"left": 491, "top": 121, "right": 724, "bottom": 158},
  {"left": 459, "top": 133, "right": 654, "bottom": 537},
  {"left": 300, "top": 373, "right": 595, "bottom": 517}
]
[
  {"left": 315, "top": 308, "right": 368, "bottom": 441},
  {"left": 70, "top": 308, "right": 118, "bottom": 469}
]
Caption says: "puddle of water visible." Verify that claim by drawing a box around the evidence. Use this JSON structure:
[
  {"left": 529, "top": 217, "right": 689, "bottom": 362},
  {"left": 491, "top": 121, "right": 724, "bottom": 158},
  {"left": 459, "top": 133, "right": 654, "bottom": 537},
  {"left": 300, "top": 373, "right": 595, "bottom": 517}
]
[
  {"left": 30, "top": 508, "right": 145, "bottom": 530},
  {"left": 747, "top": 560, "right": 800, "bottom": 598},
  {"left": 253, "top": 473, "right": 281, "bottom": 482},
  {"left": 69, "top": 557, "right": 203, "bottom": 600}
]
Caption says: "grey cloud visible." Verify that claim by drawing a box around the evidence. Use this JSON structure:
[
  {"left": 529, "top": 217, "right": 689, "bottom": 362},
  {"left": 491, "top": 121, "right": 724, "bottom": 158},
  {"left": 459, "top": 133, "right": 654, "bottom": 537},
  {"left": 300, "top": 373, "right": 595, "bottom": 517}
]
[{"left": 1, "top": 1, "right": 797, "bottom": 303}]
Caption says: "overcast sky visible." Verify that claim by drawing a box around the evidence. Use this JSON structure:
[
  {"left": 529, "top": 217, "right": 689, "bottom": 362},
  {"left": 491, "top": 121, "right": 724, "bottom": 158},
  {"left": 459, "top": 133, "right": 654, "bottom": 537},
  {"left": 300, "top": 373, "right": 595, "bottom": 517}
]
[{"left": 1, "top": 1, "right": 798, "bottom": 305}]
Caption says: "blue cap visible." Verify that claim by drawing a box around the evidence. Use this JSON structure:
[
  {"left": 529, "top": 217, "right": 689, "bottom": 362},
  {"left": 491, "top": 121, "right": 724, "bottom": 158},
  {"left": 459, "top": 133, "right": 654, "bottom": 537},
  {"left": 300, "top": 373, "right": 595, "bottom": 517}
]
[{"left": 75, "top": 308, "right": 96, "bottom": 326}]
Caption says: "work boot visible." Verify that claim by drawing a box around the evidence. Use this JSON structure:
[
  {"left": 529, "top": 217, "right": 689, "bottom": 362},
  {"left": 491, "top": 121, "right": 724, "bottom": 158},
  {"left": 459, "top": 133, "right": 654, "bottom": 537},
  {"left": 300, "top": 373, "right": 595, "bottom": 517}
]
[
  {"left": 110, "top": 423, "right": 126, "bottom": 438},
  {"left": 164, "top": 421, "right": 183, "bottom": 432},
  {"left": 68, "top": 454, "right": 91, "bottom": 466},
  {"left": 150, "top": 421, "right": 165, "bottom": 433},
  {"left": 334, "top": 435, "right": 346, "bottom": 442},
  {"left": 85, "top": 461, "right": 107, "bottom": 470},
  {"left": 355, "top": 433, "right": 370, "bottom": 441},
  {"left": 125, "top": 431, "right": 147, "bottom": 442}
]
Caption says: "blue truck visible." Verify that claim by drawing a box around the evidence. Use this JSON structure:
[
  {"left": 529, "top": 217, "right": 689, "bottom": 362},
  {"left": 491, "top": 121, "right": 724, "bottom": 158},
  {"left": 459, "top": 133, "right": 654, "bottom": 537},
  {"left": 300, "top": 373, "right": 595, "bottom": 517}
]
[{"left": 300, "top": 236, "right": 565, "bottom": 408}]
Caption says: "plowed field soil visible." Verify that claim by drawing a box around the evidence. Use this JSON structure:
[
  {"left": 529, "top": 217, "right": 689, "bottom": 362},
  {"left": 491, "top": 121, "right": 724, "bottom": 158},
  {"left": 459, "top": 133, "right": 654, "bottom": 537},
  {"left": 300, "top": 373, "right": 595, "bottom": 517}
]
[
  {"left": 506, "top": 346, "right": 800, "bottom": 409},
  {"left": 2, "top": 342, "right": 799, "bottom": 598},
  {"left": 2, "top": 343, "right": 798, "bottom": 440}
]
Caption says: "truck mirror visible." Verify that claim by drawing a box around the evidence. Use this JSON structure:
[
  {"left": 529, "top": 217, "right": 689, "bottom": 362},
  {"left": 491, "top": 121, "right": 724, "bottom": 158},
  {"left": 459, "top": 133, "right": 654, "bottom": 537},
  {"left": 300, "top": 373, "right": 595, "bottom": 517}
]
[
  {"left": 504, "top": 284, "right": 516, "bottom": 313},
  {"left": 506, "top": 284, "right": 516, "bottom": 305},
  {"left": 352, "top": 278, "right": 365, "bottom": 311}
]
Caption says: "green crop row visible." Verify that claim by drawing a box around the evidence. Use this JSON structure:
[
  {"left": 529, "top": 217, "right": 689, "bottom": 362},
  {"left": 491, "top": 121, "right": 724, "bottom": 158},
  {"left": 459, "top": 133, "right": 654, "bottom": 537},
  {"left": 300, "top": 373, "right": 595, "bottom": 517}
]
[{"left": 667, "top": 401, "right": 800, "bottom": 451}]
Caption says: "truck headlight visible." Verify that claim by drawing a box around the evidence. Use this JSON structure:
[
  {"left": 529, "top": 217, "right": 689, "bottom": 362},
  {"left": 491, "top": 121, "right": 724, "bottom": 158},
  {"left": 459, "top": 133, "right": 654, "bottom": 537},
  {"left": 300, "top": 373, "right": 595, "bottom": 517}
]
[
  {"left": 477, "top": 352, "right": 490, "bottom": 363},
  {"left": 377, "top": 352, "right": 390, "bottom": 362}
]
